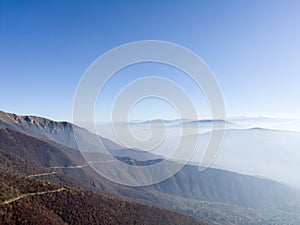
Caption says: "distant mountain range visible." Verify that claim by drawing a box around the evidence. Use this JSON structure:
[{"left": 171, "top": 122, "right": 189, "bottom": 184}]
[
  {"left": 126, "top": 116, "right": 300, "bottom": 131},
  {"left": 106, "top": 116, "right": 300, "bottom": 188},
  {"left": 1, "top": 110, "right": 300, "bottom": 224},
  {"left": 128, "top": 118, "right": 230, "bottom": 126}
]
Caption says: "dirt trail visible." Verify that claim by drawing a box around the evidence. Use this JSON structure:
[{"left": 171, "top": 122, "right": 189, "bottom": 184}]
[
  {"left": 49, "top": 160, "right": 118, "bottom": 169},
  {"left": 50, "top": 164, "right": 88, "bottom": 169},
  {"left": 2, "top": 187, "right": 67, "bottom": 205},
  {"left": 26, "top": 172, "right": 57, "bottom": 178}
]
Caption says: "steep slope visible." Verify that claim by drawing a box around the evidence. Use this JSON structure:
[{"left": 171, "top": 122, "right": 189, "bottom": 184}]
[
  {"left": 0, "top": 149, "right": 205, "bottom": 225},
  {"left": 0, "top": 111, "right": 78, "bottom": 150},
  {"left": 1, "top": 124, "right": 299, "bottom": 212},
  {"left": 1, "top": 111, "right": 300, "bottom": 224},
  {"left": 154, "top": 165, "right": 300, "bottom": 211},
  {"left": 0, "top": 125, "right": 166, "bottom": 201},
  {"left": 0, "top": 111, "right": 159, "bottom": 161}
]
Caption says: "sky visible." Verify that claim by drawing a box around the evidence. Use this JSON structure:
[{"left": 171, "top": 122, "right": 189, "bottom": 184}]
[{"left": 1, "top": 0, "right": 300, "bottom": 122}]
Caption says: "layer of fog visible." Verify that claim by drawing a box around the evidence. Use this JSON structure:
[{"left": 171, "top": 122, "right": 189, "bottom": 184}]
[{"left": 96, "top": 117, "right": 300, "bottom": 188}]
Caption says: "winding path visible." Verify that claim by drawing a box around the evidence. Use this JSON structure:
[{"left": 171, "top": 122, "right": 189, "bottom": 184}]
[
  {"left": 26, "top": 172, "right": 57, "bottom": 178},
  {"left": 49, "top": 160, "right": 118, "bottom": 169},
  {"left": 50, "top": 164, "right": 88, "bottom": 169},
  {"left": 2, "top": 187, "right": 67, "bottom": 205},
  {"left": 2, "top": 160, "right": 119, "bottom": 205}
]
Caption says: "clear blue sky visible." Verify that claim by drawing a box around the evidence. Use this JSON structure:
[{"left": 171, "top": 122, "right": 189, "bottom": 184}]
[{"left": 1, "top": 0, "right": 300, "bottom": 122}]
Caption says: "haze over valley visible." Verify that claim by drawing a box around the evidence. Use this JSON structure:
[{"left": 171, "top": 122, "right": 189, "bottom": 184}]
[
  {"left": 1, "top": 111, "right": 300, "bottom": 224},
  {"left": 1, "top": 0, "right": 300, "bottom": 224}
]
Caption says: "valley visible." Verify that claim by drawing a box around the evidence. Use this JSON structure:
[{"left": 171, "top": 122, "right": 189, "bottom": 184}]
[{"left": 1, "top": 111, "right": 300, "bottom": 224}]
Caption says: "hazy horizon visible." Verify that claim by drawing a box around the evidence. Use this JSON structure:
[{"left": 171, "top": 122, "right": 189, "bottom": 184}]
[
  {"left": 1, "top": 1, "right": 300, "bottom": 224},
  {"left": 1, "top": 1, "right": 300, "bottom": 122}
]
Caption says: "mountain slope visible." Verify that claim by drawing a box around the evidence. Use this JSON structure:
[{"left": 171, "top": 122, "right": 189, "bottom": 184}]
[
  {"left": 1, "top": 122, "right": 299, "bottom": 212},
  {"left": 0, "top": 149, "right": 204, "bottom": 225},
  {"left": 0, "top": 125, "right": 166, "bottom": 201},
  {"left": 1, "top": 111, "right": 300, "bottom": 224},
  {"left": 154, "top": 164, "right": 300, "bottom": 211},
  {"left": 0, "top": 111, "right": 159, "bottom": 161}
]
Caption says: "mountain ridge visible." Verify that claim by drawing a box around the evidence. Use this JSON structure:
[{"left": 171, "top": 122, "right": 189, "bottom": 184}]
[{"left": 1, "top": 110, "right": 300, "bottom": 224}]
